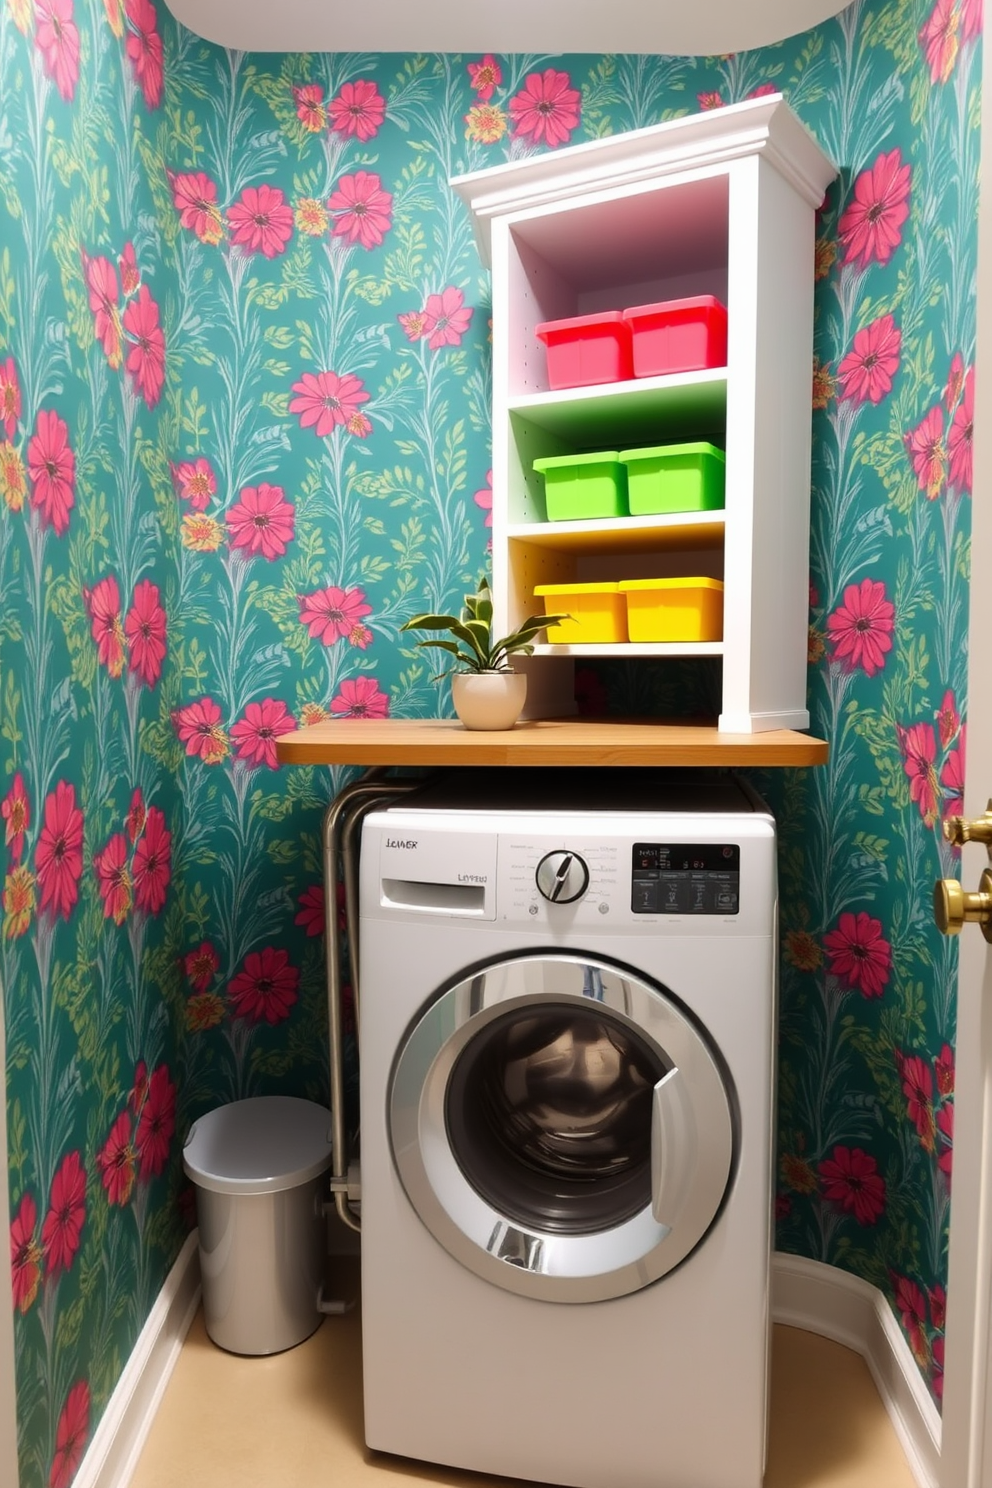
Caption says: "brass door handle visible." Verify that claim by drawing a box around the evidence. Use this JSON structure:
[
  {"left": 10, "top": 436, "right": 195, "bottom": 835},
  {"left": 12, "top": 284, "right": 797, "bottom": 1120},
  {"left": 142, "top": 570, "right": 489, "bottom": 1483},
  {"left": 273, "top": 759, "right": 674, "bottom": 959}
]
[
  {"left": 943, "top": 806, "right": 992, "bottom": 848},
  {"left": 933, "top": 868, "right": 992, "bottom": 940}
]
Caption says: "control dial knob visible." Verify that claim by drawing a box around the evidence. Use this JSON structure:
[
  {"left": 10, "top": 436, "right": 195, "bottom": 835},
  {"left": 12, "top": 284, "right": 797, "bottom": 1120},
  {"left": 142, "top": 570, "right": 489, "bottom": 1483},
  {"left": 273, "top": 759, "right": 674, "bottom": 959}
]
[{"left": 535, "top": 850, "right": 590, "bottom": 904}]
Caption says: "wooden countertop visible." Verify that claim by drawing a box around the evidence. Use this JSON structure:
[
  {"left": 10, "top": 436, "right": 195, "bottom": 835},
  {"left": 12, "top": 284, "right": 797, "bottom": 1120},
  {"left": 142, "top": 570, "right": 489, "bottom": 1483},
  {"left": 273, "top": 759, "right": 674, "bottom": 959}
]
[{"left": 275, "top": 718, "right": 828, "bottom": 768}]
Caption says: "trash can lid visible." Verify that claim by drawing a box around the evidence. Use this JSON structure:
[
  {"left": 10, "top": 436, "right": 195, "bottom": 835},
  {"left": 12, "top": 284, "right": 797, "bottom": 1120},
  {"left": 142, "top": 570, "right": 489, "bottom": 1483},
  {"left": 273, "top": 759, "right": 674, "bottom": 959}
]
[{"left": 182, "top": 1096, "right": 333, "bottom": 1196}]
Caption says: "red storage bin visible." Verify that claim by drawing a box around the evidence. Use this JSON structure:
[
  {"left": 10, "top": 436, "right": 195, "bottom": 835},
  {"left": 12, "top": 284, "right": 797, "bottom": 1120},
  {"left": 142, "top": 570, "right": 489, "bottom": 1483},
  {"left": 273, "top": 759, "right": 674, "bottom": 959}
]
[
  {"left": 623, "top": 296, "right": 728, "bottom": 378},
  {"left": 535, "top": 311, "right": 633, "bottom": 390}
]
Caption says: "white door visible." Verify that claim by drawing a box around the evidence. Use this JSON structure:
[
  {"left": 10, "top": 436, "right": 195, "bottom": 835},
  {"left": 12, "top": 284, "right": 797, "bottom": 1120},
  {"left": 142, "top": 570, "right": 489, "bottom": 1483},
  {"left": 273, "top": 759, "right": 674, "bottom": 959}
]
[{"left": 936, "top": 19, "right": 992, "bottom": 1484}]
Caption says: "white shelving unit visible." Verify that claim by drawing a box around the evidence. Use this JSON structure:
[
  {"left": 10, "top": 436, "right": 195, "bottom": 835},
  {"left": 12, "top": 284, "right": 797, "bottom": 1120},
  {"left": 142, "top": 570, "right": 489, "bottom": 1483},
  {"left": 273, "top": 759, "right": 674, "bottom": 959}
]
[{"left": 452, "top": 95, "right": 837, "bottom": 733}]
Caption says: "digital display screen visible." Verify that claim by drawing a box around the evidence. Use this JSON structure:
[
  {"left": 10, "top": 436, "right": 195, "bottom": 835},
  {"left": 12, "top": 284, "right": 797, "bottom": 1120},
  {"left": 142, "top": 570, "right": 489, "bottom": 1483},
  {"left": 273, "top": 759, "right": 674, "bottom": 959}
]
[{"left": 631, "top": 843, "right": 740, "bottom": 915}]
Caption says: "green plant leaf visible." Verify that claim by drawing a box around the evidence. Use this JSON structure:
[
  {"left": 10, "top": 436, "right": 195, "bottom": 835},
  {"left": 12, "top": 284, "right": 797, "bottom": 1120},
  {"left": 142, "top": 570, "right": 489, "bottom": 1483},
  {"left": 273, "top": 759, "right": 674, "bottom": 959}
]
[{"left": 400, "top": 612, "right": 460, "bottom": 631}]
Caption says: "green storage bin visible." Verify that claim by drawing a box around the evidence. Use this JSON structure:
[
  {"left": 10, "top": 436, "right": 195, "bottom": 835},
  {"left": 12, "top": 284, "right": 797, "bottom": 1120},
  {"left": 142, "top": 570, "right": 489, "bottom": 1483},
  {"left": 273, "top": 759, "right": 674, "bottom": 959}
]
[
  {"left": 532, "top": 451, "right": 628, "bottom": 521},
  {"left": 618, "top": 442, "right": 725, "bottom": 516}
]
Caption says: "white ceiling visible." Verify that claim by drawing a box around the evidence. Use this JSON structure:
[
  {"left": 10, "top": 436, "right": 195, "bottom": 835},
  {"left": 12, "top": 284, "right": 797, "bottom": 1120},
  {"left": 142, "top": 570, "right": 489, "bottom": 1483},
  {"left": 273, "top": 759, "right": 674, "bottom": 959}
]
[{"left": 161, "top": 0, "right": 854, "bottom": 57}]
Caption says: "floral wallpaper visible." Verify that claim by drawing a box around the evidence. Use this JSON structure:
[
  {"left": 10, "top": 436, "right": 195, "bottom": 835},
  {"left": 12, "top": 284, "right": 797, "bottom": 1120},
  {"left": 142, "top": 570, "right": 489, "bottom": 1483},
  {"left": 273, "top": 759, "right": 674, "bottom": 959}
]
[{"left": 0, "top": 0, "right": 979, "bottom": 1482}]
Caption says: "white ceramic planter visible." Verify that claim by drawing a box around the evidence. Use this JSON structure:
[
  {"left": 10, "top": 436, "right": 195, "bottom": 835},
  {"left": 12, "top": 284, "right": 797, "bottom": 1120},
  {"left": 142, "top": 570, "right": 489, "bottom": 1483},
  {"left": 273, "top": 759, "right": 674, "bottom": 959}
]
[{"left": 451, "top": 671, "right": 527, "bottom": 731}]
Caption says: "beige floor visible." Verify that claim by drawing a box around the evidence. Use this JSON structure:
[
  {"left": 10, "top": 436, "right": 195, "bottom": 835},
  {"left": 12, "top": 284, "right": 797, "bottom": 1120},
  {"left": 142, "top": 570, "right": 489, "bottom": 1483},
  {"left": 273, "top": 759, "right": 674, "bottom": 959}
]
[{"left": 131, "top": 1262, "right": 918, "bottom": 1488}]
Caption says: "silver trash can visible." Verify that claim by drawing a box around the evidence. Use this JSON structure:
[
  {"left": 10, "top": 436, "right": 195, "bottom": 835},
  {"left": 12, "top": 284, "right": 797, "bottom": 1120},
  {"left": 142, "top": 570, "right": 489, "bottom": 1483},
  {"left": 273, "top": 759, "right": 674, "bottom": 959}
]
[{"left": 183, "top": 1096, "right": 333, "bottom": 1356}]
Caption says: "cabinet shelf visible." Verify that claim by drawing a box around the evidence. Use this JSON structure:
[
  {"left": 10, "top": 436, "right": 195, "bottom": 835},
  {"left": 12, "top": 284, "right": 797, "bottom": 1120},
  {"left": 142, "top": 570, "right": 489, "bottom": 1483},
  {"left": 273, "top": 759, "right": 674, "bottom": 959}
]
[
  {"left": 508, "top": 510, "right": 725, "bottom": 555},
  {"left": 508, "top": 370, "right": 727, "bottom": 448},
  {"left": 453, "top": 94, "right": 836, "bottom": 736}
]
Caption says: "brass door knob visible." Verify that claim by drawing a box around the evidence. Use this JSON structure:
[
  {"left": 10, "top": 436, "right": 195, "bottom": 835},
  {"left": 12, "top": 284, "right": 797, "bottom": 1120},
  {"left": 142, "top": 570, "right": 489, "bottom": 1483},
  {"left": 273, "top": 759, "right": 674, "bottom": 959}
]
[
  {"left": 943, "top": 801, "right": 992, "bottom": 848},
  {"left": 933, "top": 867, "right": 992, "bottom": 941}
]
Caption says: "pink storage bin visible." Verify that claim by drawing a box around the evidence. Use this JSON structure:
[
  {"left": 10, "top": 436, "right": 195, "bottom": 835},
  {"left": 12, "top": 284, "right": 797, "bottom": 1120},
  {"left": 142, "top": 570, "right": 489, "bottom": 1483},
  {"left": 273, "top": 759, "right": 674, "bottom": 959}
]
[
  {"left": 535, "top": 311, "right": 633, "bottom": 390},
  {"left": 623, "top": 296, "right": 728, "bottom": 379}
]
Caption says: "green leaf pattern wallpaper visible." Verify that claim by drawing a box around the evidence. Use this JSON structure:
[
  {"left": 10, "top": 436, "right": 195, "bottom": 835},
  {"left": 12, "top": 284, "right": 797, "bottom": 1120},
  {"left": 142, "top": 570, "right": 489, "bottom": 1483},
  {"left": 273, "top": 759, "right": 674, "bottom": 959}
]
[{"left": 0, "top": 0, "right": 979, "bottom": 1481}]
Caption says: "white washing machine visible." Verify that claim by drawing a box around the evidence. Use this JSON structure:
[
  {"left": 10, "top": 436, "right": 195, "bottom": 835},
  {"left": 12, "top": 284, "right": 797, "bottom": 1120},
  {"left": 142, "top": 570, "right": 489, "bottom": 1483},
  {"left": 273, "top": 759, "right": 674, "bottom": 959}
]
[{"left": 358, "top": 771, "right": 777, "bottom": 1488}]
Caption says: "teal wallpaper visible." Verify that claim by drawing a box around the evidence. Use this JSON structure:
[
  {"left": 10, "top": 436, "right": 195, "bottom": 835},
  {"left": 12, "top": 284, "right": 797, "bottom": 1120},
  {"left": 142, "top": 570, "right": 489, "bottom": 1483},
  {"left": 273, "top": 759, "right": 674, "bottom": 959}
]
[{"left": 0, "top": 0, "right": 979, "bottom": 1481}]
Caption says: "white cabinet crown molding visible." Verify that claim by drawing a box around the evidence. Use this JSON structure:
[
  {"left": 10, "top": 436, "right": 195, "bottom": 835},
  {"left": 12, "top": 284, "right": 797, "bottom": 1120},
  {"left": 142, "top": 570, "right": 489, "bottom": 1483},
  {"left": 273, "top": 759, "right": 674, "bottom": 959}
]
[{"left": 451, "top": 94, "right": 837, "bottom": 267}]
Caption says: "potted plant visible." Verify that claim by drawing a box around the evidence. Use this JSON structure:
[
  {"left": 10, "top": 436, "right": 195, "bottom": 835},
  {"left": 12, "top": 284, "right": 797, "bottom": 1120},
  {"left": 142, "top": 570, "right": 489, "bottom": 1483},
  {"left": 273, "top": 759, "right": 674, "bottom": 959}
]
[{"left": 400, "top": 577, "right": 569, "bottom": 730}]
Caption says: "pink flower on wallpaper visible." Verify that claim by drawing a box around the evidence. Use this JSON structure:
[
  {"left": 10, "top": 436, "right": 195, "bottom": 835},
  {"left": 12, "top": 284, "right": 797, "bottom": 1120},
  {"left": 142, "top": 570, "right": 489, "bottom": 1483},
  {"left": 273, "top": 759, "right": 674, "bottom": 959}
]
[
  {"left": 329, "top": 79, "right": 386, "bottom": 141},
  {"left": 894, "top": 1275, "right": 930, "bottom": 1365},
  {"left": 173, "top": 456, "right": 217, "bottom": 510},
  {"left": 823, "top": 910, "right": 892, "bottom": 999},
  {"left": 98, "top": 1111, "right": 137, "bottom": 1205},
  {"left": 289, "top": 370, "right": 370, "bottom": 437},
  {"left": 836, "top": 314, "right": 901, "bottom": 405},
  {"left": 697, "top": 92, "right": 724, "bottom": 110},
  {"left": 295, "top": 883, "right": 325, "bottom": 938},
  {"left": 294, "top": 83, "right": 325, "bottom": 131},
  {"left": 330, "top": 675, "right": 390, "bottom": 718},
  {"left": 28, "top": 408, "right": 75, "bottom": 536},
  {"left": 230, "top": 698, "right": 296, "bottom": 770},
  {"left": 184, "top": 940, "right": 219, "bottom": 991},
  {"left": 35, "top": 781, "right": 84, "bottom": 921},
  {"left": 960, "top": 0, "right": 983, "bottom": 43},
  {"left": 898, "top": 1052, "right": 936, "bottom": 1151},
  {"left": 748, "top": 83, "right": 777, "bottom": 98},
  {"left": 228, "top": 184, "right": 294, "bottom": 258},
  {"left": 937, "top": 1101, "right": 953, "bottom": 1180},
  {"left": 169, "top": 171, "right": 224, "bottom": 245},
  {"left": 0, "top": 357, "right": 21, "bottom": 440},
  {"left": 35, "top": 0, "right": 80, "bottom": 102},
  {"left": 125, "top": 578, "right": 167, "bottom": 688},
  {"left": 936, "top": 1043, "right": 955, "bottom": 1098},
  {"left": 3, "top": 773, "right": 30, "bottom": 863},
  {"left": 818, "top": 1145, "right": 887, "bottom": 1225},
  {"left": 473, "top": 469, "right": 493, "bottom": 528},
  {"left": 328, "top": 171, "right": 393, "bottom": 250},
  {"left": 94, "top": 832, "right": 132, "bottom": 924},
  {"left": 919, "top": 0, "right": 959, "bottom": 84},
  {"left": 123, "top": 284, "right": 166, "bottom": 407},
  {"left": 133, "top": 806, "right": 171, "bottom": 913},
  {"left": 945, "top": 351, "right": 965, "bottom": 410},
  {"left": 899, "top": 721, "right": 940, "bottom": 826},
  {"left": 349, "top": 622, "right": 373, "bottom": 648},
  {"left": 508, "top": 69, "right": 581, "bottom": 147},
  {"left": 173, "top": 696, "right": 229, "bottom": 763},
  {"left": 82, "top": 252, "right": 122, "bottom": 367},
  {"left": 126, "top": 787, "right": 146, "bottom": 844},
  {"left": 826, "top": 577, "right": 895, "bottom": 677},
  {"left": 905, "top": 405, "right": 946, "bottom": 499},
  {"left": 941, "top": 724, "right": 966, "bottom": 819},
  {"left": 229, "top": 946, "right": 300, "bottom": 1025},
  {"left": 41, "top": 1150, "right": 86, "bottom": 1277},
  {"left": 124, "top": 0, "right": 164, "bottom": 109},
  {"left": 468, "top": 54, "right": 502, "bottom": 100},
  {"left": 226, "top": 483, "right": 295, "bottom": 560},
  {"left": 423, "top": 286, "right": 473, "bottom": 350},
  {"left": 119, "top": 241, "right": 140, "bottom": 294},
  {"left": 136, "top": 1064, "right": 176, "bottom": 1179},
  {"left": 347, "top": 410, "right": 372, "bottom": 438},
  {"left": 50, "top": 1381, "right": 90, "bottom": 1488},
  {"left": 933, "top": 1334, "right": 946, "bottom": 1400},
  {"left": 297, "top": 585, "right": 372, "bottom": 644},
  {"left": 948, "top": 365, "right": 974, "bottom": 494},
  {"left": 928, "top": 1282, "right": 947, "bottom": 1331},
  {"left": 936, "top": 688, "right": 960, "bottom": 748},
  {"left": 85, "top": 574, "right": 126, "bottom": 678},
  {"left": 10, "top": 1192, "right": 43, "bottom": 1313},
  {"left": 838, "top": 148, "right": 912, "bottom": 270},
  {"left": 398, "top": 310, "right": 427, "bottom": 343}
]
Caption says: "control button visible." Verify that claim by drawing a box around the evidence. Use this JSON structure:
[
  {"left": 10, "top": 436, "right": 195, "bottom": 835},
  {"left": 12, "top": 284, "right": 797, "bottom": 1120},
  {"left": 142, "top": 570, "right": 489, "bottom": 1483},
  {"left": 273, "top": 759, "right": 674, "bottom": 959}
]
[{"left": 535, "top": 851, "right": 590, "bottom": 904}]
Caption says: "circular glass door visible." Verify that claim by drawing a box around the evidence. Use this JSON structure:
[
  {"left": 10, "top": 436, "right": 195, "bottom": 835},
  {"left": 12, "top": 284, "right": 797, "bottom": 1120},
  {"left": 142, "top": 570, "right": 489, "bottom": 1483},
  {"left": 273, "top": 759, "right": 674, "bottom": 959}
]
[{"left": 389, "top": 953, "right": 735, "bottom": 1303}]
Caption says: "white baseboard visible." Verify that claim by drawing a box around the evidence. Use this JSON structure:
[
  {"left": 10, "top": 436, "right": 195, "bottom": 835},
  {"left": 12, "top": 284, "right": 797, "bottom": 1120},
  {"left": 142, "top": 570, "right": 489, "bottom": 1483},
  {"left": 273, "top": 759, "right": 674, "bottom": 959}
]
[
  {"left": 74, "top": 1232, "right": 201, "bottom": 1488},
  {"left": 772, "top": 1252, "right": 942, "bottom": 1488}
]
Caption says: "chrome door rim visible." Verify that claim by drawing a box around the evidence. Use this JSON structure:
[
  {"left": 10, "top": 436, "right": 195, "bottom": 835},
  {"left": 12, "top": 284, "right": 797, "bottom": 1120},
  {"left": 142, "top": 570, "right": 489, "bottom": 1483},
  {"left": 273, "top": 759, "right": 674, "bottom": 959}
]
[{"left": 389, "top": 952, "right": 735, "bottom": 1303}]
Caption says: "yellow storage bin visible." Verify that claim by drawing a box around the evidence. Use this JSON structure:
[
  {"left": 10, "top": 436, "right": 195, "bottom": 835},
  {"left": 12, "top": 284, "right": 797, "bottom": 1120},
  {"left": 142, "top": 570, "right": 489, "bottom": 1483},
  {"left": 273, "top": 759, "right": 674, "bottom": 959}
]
[
  {"left": 533, "top": 582, "right": 628, "bottom": 644},
  {"left": 619, "top": 577, "right": 724, "bottom": 643}
]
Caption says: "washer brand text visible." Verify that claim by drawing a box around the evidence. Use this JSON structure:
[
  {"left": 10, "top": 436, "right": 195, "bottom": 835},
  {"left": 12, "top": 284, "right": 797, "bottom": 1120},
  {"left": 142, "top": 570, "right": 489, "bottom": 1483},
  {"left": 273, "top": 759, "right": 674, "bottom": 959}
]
[{"left": 386, "top": 838, "right": 418, "bottom": 849}]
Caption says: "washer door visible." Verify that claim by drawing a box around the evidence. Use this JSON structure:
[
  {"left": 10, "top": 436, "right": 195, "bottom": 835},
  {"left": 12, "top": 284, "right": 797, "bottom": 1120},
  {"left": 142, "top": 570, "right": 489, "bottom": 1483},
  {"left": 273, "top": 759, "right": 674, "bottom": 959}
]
[{"left": 389, "top": 953, "right": 735, "bottom": 1303}]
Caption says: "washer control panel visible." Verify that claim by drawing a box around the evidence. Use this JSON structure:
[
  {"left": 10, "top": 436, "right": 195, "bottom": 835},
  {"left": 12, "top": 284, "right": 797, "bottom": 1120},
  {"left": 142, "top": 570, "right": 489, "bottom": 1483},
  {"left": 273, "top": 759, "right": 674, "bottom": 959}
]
[
  {"left": 631, "top": 844, "right": 740, "bottom": 915},
  {"left": 535, "top": 851, "right": 590, "bottom": 904}
]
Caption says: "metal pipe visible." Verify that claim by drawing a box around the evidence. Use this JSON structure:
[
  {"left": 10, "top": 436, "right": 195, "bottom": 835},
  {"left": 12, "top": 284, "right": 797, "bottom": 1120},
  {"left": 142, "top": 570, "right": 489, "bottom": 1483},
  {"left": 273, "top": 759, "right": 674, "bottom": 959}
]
[{"left": 322, "top": 774, "right": 421, "bottom": 1233}]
